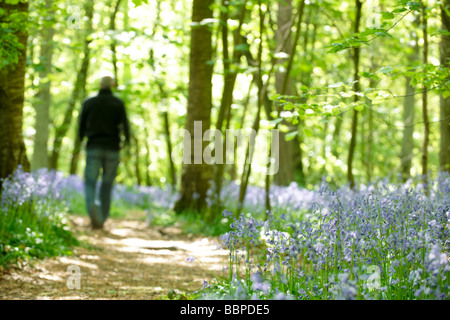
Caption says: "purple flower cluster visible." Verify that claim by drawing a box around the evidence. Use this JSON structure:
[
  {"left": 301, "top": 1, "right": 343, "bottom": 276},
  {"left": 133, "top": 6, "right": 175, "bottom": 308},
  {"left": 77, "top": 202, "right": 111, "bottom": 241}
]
[
  {"left": 1, "top": 166, "right": 70, "bottom": 213},
  {"left": 214, "top": 181, "right": 319, "bottom": 215},
  {"left": 111, "top": 184, "right": 178, "bottom": 209},
  {"left": 204, "top": 173, "right": 450, "bottom": 300}
]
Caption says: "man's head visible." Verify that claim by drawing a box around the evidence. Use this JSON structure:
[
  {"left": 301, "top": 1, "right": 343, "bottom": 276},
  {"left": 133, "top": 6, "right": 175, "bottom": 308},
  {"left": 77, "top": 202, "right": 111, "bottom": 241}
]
[{"left": 100, "top": 76, "right": 116, "bottom": 90}]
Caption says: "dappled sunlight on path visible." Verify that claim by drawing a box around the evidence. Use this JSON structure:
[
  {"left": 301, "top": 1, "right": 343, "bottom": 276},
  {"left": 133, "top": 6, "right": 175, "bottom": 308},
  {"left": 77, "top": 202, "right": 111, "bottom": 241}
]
[{"left": 0, "top": 215, "right": 228, "bottom": 300}]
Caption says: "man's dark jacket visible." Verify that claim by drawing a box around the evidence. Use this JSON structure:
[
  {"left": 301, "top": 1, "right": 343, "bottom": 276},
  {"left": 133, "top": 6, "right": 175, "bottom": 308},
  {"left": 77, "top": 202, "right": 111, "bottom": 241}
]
[{"left": 78, "top": 89, "right": 130, "bottom": 150}]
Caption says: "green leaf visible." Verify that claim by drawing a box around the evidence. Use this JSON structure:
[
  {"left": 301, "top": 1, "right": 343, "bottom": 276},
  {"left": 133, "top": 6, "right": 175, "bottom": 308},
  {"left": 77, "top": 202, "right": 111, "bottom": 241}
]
[
  {"left": 303, "top": 128, "right": 313, "bottom": 137},
  {"left": 269, "top": 118, "right": 283, "bottom": 126},
  {"left": 360, "top": 71, "right": 373, "bottom": 78},
  {"left": 285, "top": 131, "right": 298, "bottom": 141},
  {"left": 234, "top": 43, "right": 249, "bottom": 52},
  {"left": 283, "top": 102, "right": 295, "bottom": 111},
  {"left": 375, "top": 31, "right": 392, "bottom": 37},
  {"left": 328, "top": 82, "right": 345, "bottom": 88},
  {"left": 432, "top": 30, "right": 450, "bottom": 37},
  {"left": 443, "top": 91, "right": 450, "bottom": 99},
  {"left": 270, "top": 94, "right": 281, "bottom": 101},
  {"left": 406, "top": 1, "right": 422, "bottom": 11},
  {"left": 381, "top": 12, "right": 395, "bottom": 20},
  {"left": 354, "top": 103, "right": 365, "bottom": 111},
  {"left": 379, "top": 66, "right": 394, "bottom": 74},
  {"left": 366, "top": 91, "right": 379, "bottom": 101},
  {"left": 326, "top": 43, "right": 348, "bottom": 53},
  {"left": 392, "top": 8, "right": 408, "bottom": 14},
  {"left": 131, "top": 0, "right": 148, "bottom": 6}
]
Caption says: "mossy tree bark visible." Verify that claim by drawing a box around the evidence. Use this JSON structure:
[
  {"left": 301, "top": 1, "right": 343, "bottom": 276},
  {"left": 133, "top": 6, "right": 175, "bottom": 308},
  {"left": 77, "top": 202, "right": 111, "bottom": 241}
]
[
  {"left": 173, "top": 0, "right": 214, "bottom": 215},
  {"left": 439, "top": 0, "right": 450, "bottom": 173},
  {"left": 0, "top": 0, "right": 30, "bottom": 191}
]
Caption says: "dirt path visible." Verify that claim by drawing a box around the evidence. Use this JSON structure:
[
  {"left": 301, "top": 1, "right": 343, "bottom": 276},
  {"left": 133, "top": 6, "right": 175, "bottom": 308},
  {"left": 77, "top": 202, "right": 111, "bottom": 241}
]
[{"left": 0, "top": 214, "right": 228, "bottom": 300}]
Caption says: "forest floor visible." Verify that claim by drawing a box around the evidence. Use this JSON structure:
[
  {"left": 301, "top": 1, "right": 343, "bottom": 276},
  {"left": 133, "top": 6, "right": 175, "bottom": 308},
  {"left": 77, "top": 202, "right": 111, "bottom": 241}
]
[{"left": 0, "top": 211, "right": 228, "bottom": 300}]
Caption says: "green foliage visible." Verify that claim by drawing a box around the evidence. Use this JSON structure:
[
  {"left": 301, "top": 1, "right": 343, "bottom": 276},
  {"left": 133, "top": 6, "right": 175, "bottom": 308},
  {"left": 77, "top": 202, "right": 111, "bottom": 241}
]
[
  {"left": 16, "top": 0, "right": 448, "bottom": 192},
  {"left": 0, "top": 200, "right": 79, "bottom": 268},
  {"left": 0, "top": 2, "right": 28, "bottom": 69},
  {"left": 131, "top": 0, "right": 148, "bottom": 6}
]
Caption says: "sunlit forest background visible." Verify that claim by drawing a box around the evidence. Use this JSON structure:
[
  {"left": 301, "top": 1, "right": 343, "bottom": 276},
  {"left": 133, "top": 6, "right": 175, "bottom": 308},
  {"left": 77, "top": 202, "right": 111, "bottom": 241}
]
[
  {"left": 2, "top": 0, "right": 448, "bottom": 193},
  {"left": 0, "top": 0, "right": 449, "bottom": 300}
]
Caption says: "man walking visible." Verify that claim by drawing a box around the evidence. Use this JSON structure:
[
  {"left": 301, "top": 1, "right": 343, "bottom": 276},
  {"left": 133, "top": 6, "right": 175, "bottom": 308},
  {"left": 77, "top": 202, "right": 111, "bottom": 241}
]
[{"left": 78, "top": 76, "right": 130, "bottom": 230}]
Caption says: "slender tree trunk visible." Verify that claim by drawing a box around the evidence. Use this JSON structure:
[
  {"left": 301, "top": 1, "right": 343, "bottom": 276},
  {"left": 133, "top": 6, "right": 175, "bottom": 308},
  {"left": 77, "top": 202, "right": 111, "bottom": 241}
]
[
  {"left": 237, "top": 1, "right": 303, "bottom": 213},
  {"left": 163, "top": 110, "right": 176, "bottom": 186},
  {"left": 399, "top": 19, "right": 419, "bottom": 182},
  {"left": 173, "top": 0, "right": 214, "bottom": 214},
  {"left": 153, "top": 87, "right": 176, "bottom": 188},
  {"left": 137, "top": 106, "right": 153, "bottom": 186},
  {"left": 229, "top": 79, "right": 254, "bottom": 182},
  {"left": 238, "top": 2, "right": 266, "bottom": 214},
  {"left": 400, "top": 76, "right": 416, "bottom": 181},
  {"left": 146, "top": 0, "right": 172, "bottom": 187},
  {"left": 347, "top": 0, "right": 362, "bottom": 188},
  {"left": 241, "top": 35, "right": 275, "bottom": 122},
  {"left": 31, "top": 0, "right": 54, "bottom": 171},
  {"left": 132, "top": 135, "right": 142, "bottom": 186},
  {"left": 273, "top": 0, "right": 301, "bottom": 187},
  {"left": 110, "top": 0, "right": 122, "bottom": 84},
  {"left": 363, "top": 56, "right": 377, "bottom": 183},
  {"left": 0, "top": 1, "right": 30, "bottom": 191},
  {"left": 421, "top": 3, "right": 430, "bottom": 185},
  {"left": 439, "top": 0, "right": 450, "bottom": 172},
  {"left": 366, "top": 104, "right": 374, "bottom": 182},
  {"left": 49, "top": 2, "right": 93, "bottom": 170},
  {"left": 69, "top": 56, "right": 90, "bottom": 175},
  {"left": 332, "top": 116, "right": 343, "bottom": 158},
  {"left": 213, "top": 1, "right": 247, "bottom": 211},
  {"left": 69, "top": 5, "right": 92, "bottom": 175},
  {"left": 69, "top": 137, "right": 81, "bottom": 175},
  {"left": 267, "top": 0, "right": 306, "bottom": 214}
]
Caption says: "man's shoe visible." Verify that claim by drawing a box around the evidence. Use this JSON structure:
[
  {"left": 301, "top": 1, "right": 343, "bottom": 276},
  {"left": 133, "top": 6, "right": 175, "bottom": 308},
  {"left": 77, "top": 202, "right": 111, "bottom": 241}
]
[{"left": 90, "top": 204, "right": 103, "bottom": 230}]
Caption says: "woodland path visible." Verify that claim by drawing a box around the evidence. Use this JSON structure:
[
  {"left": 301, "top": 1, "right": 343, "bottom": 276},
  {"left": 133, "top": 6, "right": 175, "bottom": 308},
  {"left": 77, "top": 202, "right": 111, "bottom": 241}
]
[{"left": 0, "top": 212, "right": 228, "bottom": 300}]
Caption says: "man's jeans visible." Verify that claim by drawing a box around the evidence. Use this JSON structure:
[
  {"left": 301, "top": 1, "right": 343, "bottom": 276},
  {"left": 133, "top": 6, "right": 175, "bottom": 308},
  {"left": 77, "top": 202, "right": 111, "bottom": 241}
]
[{"left": 84, "top": 148, "right": 119, "bottom": 227}]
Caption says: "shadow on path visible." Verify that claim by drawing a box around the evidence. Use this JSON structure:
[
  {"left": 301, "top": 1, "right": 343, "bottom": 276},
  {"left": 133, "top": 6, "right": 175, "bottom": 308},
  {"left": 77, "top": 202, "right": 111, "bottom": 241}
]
[{"left": 0, "top": 214, "right": 228, "bottom": 300}]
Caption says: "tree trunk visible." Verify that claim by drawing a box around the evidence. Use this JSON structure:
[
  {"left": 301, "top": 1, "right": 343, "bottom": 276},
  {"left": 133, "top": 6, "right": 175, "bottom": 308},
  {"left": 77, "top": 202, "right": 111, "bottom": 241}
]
[
  {"left": 70, "top": 24, "right": 91, "bottom": 176},
  {"left": 69, "top": 137, "right": 81, "bottom": 175},
  {"left": 213, "top": 1, "right": 247, "bottom": 211},
  {"left": 0, "top": 1, "right": 30, "bottom": 192},
  {"left": 274, "top": 0, "right": 301, "bottom": 187},
  {"left": 363, "top": 57, "right": 377, "bottom": 183},
  {"left": 110, "top": 0, "right": 122, "bottom": 84},
  {"left": 332, "top": 116, "right": 343, "bottom": 158},
  {"left": 439, "top": 0, "right": 450, "bottom": 172},
  {"left": 347, "top": 0, "right": 362, "bottom": 189},
  {"left": 49, "top": 2, "right": 93, "bottom": 170},
  {"left": 132, "top": 135, "right": 142, "bottom": 186},
  {"left": 400, "top": 76, "right": 416, "bottom": 181},
  {"left": 238, "top": 2, "right": 267, "bottom": 214},
  {"left": 173, "top": 0, "right": 214, "bottom": 214},
  {"left": 146, "top": 0, "right": 170, "bottom": 187},
  {"left": 162, "top": 111, "right": 176, "bottom": 187},
  {"left": 421, "top": 3, "right": 430, "bottom": 185},
  {"left": 31, "top": 0, "right": 54, "bottom": 171},
  {"left": 264, "top": 0, "right": 304, "bottom": 213}
]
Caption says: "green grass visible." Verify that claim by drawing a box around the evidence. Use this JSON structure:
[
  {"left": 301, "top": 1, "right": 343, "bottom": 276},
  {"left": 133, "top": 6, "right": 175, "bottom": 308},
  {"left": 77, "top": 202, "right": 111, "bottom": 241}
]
[{"left": 0, "top": 199, "right": 79, "bottom": 268}]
